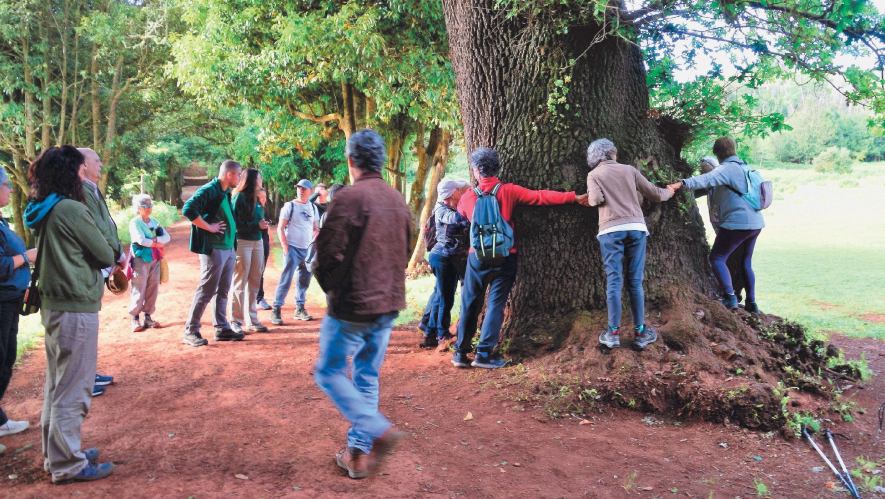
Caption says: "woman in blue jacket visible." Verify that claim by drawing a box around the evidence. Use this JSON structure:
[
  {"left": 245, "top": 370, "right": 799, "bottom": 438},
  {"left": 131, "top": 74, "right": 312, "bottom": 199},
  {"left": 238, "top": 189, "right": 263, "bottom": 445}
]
[{"left": 670, "top": 137, "right": 764, "bottom": 313}]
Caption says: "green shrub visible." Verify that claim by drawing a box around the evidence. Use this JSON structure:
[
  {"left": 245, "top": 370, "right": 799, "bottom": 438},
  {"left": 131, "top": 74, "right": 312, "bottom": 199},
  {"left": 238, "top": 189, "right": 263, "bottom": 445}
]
[
  {"left": 813, "top": 147, "right": 854, "bottom": 174},
  {"left": 113, "top": 201, "right": 182, "bottom": 246}
]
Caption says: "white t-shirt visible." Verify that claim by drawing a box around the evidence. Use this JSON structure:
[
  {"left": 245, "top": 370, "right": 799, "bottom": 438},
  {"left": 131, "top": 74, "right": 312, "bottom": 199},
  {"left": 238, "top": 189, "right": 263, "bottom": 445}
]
[
  {"left": 597, "top": 222, "right": 649, "bottom": 237},
  {"left": 280, "top": 200, "right": 317, "bottom": 249}
]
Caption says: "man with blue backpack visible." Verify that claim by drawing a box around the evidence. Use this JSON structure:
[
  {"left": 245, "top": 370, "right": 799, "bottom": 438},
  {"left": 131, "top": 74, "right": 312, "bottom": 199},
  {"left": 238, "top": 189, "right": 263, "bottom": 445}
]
[
  {"left": 452, "top": 148, "right": 590, "bottom": 369},
  {"left": 668, "top": 136, "right": 769, "bottom": 313}
]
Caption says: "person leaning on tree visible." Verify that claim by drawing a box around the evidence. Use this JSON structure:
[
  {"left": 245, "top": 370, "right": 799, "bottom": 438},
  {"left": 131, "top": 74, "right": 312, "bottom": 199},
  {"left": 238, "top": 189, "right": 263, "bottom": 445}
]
[
  {"left": 181, "top": 160, "right": 244, "bottom": 347},
  {"left": 312, "top": 129, "right": 411, "bottom": 480},
  {"left": 76, "top": 148, "right": 122, "bottom": 396},
  {"left": 25, "top": 146, "right": 118, "bottom": 483},
  {"left": 452, "top": 148, "right": 590, "bottom": 370},
  {"left": 585, "top": 139, "right": 673, "bottom": 351},
  {"left": 668, "top": 136, "right": 765, "bottom": 313}
]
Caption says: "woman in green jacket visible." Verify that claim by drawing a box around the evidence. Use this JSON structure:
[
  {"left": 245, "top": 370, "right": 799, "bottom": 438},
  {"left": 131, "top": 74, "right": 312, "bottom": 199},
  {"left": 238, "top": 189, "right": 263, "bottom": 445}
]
[
  {"left": 231, "top": 168, "right": 269, "bottom": 332},
  {"left": 23, "top": 145, "right": 117, "bottom": 483}
]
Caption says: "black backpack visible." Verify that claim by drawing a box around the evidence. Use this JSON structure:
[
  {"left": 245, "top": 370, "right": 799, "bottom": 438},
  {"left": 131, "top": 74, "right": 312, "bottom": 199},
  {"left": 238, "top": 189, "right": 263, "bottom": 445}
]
[{"left": 422, "top": 213, "right": 437, "bottom": 251}]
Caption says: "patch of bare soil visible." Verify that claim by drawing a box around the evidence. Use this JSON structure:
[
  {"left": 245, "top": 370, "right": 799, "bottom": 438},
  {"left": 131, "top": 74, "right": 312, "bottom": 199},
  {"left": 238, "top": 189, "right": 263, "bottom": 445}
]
[
  {"left": 858, "top": 314, "right": 885, "bottom": 324},
  {"left": 2, "top": 220, "right": 884, "bottom": 498}
]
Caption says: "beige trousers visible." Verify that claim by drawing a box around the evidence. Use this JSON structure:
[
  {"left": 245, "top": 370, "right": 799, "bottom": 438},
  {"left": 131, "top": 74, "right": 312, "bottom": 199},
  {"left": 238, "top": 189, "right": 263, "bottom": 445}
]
[
  {"left": 40, "top": 310, "right": 98, "bottom": 481},
  {"left": 231, "top": 240, "right": 264, "bottom": 327}
]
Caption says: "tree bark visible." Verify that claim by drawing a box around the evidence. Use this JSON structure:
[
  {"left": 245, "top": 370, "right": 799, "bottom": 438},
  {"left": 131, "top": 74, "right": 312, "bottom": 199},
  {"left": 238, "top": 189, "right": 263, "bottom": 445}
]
[
  {"left": 341, "top": 81, "right": 357, "bottom": 138},
  {"left": 91, "top": 45, "right": 102, "bottom": 153},
  {"left": 408, "top": 125, "right": 443, "bottom": 237},
  {"left": 10, "top": 156, "right": 31, "bottom": 247},
  {"left": 408, "top": 129, "right": 452, "bottom": 272},
  {"left": 441, "top": 1, "right": 712, "bottom": 352}
]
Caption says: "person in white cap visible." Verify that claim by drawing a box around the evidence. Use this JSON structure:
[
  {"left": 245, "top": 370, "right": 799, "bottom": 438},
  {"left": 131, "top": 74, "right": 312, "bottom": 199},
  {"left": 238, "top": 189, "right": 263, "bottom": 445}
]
[
  {"left": 419, "top": 178, "right": 471, "bottom": 348},
  {"left": 271, "top": 178, "right": 318, "bottom": 324}
]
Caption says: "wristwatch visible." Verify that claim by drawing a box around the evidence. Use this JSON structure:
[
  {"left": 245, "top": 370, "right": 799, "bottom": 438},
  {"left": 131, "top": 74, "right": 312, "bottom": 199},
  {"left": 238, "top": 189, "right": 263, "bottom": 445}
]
[{"left": 21, "top": 252, "right": 29, "bottom": 265}]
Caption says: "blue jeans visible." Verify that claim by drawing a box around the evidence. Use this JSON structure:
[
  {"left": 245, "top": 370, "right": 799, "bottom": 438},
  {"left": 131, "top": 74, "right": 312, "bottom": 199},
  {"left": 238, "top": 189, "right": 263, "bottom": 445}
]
[
  {"left": 598, "top": 230, "right": 647, "bottom": 329},
  {"left": 273, "top": 245, "right": 311, "bottom": 308},
  {"left": 455, "top": 252, "right": 518, "bottom": 355},
  {"left": 710, "top": 228, "right": 761, "bottom": 302},
  {"left": 314, "top": 313, "right": 397, "bottom": 453},
  {"left": 424, "top": 252, "right": 460, "bottom": 339}
]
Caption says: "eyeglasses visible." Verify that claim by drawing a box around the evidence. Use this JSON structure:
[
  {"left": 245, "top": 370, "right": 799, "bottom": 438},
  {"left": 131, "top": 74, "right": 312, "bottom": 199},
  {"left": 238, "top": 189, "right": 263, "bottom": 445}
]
[{"left": 140, "top": 203, "right": 153, "bottom": 208}]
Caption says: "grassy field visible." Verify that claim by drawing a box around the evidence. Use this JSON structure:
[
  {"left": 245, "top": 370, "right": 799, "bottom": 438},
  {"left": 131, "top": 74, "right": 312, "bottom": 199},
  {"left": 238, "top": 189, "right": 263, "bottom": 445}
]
[{"left": 698, "top": 161, "right": 885, "bottom": 339}]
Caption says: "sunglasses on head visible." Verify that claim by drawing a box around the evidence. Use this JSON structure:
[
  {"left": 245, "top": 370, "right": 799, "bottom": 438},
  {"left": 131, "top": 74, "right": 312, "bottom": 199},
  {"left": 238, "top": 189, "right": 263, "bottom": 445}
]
[{"left": 140, "top": 203, "right": 153, "bottom": 208}]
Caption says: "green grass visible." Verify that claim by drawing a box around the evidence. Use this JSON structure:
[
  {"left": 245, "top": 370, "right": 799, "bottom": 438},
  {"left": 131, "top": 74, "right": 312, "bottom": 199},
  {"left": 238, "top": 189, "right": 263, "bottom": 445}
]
[
  {"left": 15, "top": 314, "right": 45, "bottom": 362},
  {"left": 698, "top": 161, "right": 885, "bottom": 339},
  {"left": 112, "top": 201, "right": 182, "bottom": 246}
]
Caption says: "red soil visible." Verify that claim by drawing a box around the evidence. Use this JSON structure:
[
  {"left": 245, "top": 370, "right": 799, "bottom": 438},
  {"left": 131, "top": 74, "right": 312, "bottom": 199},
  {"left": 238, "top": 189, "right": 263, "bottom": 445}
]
[{"left": 2, "top": 220, "right": 884, "bottom": 498}]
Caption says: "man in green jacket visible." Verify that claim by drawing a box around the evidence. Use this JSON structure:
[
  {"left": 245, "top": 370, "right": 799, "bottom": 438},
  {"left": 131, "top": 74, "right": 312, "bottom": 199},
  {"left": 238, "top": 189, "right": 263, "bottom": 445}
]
[
  {"left": 181, "top": 160, "right": 243, "bottom": 346},
  {"left": 77, "top": 148, "right": 122, "bottom": 395}
]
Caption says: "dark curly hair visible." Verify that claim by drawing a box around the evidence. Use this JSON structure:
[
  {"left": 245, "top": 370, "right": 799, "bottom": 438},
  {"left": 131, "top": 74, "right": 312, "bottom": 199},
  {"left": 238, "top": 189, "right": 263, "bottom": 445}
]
[
  {"left": 469, "top": 148, "right": 501, "bottom": 178},
  {"left": 232, "top": 168, "right": 261, "bottom": 220},
  {"left": 28, "top": 145, "right": 85, "bottom": 202}
]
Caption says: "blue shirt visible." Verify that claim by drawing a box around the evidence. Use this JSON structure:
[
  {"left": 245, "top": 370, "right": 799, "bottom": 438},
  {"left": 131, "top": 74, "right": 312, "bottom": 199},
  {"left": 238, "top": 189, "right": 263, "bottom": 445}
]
[
  {"left": 683, "top": 156, "right": 765, "bottom": 231},
  {"left": 0, "top": 217, "right": 30, "bottom": 301}
]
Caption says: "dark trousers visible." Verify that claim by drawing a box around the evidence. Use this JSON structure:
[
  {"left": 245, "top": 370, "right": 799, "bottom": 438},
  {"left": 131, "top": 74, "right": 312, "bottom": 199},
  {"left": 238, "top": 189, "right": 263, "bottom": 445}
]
[
  {"left": 257, "top": 229, "right": 270, "bottom": 302},
  {"left": 710, "top": 228, "right": 761, "bottom": 302},
  {"left": 0, "top": 298, "right": 19, "bottom": 425},
  {"left": 455, "top": 253, "right": 518, "bottom": 355},
  {"left": 424, "top": 252, "right": 460, "bottom": 339}
]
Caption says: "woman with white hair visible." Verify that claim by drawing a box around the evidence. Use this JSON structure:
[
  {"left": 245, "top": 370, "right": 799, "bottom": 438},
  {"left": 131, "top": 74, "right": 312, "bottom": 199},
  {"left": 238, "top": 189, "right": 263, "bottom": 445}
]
[{"left": 128, "top": 194, "right": 170, "bottom": 332}]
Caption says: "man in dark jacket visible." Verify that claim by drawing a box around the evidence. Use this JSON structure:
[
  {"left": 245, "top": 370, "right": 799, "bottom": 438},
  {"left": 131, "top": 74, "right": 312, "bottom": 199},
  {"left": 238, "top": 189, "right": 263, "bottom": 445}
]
[
  {"left": 181, "top": 160, "right": 243, "bottom": 346},
  {"left": 312, "top": 129, "right": 410, "bottom": 480}
]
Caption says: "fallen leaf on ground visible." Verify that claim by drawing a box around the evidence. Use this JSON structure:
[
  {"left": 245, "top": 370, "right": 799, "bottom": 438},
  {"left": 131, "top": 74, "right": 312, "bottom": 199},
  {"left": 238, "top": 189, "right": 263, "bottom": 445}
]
[
  {"left": 463, "top": 412, "right": 473, "bottom": 421},
  {"left": 513, "top": 463, "right": 521, "bottom": 467},
  {"left": 579, "top": 419, "right": 593, "bottom": 425},
  {"left": 499, "top": 468, "right": 506, "bottom": 473},
  {"left": 641, "top": 487, "right": 653, "bottom": 491},
  {"left": 235, "top": 474, "right": 249, "bottom": 480},
  {"left": 826, "top": 482, "right": 835, "bottom": 489}
]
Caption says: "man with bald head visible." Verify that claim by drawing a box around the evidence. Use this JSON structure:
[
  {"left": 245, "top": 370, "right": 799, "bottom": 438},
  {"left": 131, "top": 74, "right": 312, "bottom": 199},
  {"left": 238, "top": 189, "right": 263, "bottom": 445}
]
[{"left": 76, "top": 148, "right": 123, "bottom": 396}]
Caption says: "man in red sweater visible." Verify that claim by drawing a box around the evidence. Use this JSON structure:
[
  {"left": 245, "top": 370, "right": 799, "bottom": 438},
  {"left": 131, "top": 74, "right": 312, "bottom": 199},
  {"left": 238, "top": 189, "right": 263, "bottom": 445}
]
[{"left": 453, "top": 148, "right": 590, "bottom": 368}]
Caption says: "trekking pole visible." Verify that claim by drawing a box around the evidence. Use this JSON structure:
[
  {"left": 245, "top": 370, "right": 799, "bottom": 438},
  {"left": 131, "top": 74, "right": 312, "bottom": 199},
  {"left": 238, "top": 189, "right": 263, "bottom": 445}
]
[
  {"left": 826, "top": 429, "right": 862, "bottom": 499},
  {"left": 803, "top": 428, "right": 859, "bottom": 498}
]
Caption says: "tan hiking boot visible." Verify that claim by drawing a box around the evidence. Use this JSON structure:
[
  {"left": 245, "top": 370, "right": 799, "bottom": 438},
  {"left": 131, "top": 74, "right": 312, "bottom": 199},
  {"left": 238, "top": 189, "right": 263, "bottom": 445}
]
[{"left": 336, "top": 447, "right": 368, "bottom": 479}]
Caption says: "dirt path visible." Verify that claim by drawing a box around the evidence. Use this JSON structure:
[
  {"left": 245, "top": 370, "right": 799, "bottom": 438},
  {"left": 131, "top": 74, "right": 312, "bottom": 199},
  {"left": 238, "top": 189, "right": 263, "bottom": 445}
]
[{"left": 2, "top": 220, "right": 884, "bottom": 498}]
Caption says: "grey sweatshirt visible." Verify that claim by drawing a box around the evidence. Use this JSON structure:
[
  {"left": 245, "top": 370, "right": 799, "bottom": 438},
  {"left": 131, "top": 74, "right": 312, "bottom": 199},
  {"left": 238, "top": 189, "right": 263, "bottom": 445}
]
[{"left": 682, "top": 156, "right": 765, "bottom": 231}]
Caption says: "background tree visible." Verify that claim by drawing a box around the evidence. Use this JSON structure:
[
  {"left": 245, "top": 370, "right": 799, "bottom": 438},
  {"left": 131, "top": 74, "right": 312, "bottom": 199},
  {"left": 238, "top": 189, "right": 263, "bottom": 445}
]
[{"left": 440, "top": 0, "right": 884, "bottom": 428}]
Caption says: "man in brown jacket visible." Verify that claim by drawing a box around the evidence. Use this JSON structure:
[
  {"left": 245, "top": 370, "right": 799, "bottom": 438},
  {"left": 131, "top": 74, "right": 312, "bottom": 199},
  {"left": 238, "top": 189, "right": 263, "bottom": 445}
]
[
  {"left": 312, "top": 129, "right": 411, "bottom": 480},
  {"left": 586, "top": 138, "right": 675, "bottom": 351}
]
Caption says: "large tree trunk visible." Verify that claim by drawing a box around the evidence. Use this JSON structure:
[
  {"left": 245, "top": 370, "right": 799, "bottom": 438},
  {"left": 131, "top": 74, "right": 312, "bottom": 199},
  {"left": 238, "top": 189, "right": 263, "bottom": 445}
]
[
  {"left": 442, "top": 2, "right": 712, "bottom": 351},
  {"left": 407, "top": 124, "right": 444, "bottom": 235},
  {"left": 407, "top": 129, "right": 452, "bottom": 272}
]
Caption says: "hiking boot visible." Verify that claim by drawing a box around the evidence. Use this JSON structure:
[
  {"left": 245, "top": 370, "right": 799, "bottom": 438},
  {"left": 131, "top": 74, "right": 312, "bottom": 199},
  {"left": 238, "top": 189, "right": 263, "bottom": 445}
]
[
  {"left": 270, "top": 306, "right": 283, "bottom": 325},
  {"left": 471, "top": 352, "right": 507, "bottom": 369},
  {"left": 335, "top": 447, "right": 368, "bottom": 479},
  {"left": 0, "top": 419, "right": 29, "bottom": 437},
  {"left": 183, "top": 332, "right": 208, "bottom": 347},
  {"left": 294, "top": 306, "right": 312, "bottom": 321},
  {"left": 744, "top": 301, "right": 761, "bottom": 314},
  {"left": 599, "top": 330, "right": 620, "bottom": 349},
  {"left": 215, "top": 328, "right": 245, "bottom": 342},
  {"left": 92, "top": 385, "right": 105, "bottom": 397},
  {"left": 143, "top": 314, "right": 160, "bottom": 328},
  {"left": 247, "top": 322, "right": 268, "bottom": 332},
  {"left": 94, "top": 374, "right": 114, "bottom": 386},
  {"left": 131, "top": 315, "right": 145, "bottom": 332},
  {"left": 53, "top": 462, "right": 115, "bottom": 484},
  {"left": 420, "top": 335, "right": 439, "bottom": 349},
  {"left": 720, "top": 293, "right": 739, "bottom": 309},
  {"left": 257, "top": 298, "right": 272, "bottom": 310},
  {"left": 451, "top": 352, "right": 470, "bottom": 368},
  {"left": 632, "top": 327, "right": 658, "bottom": 350},
  {"left": 369, "top": 428, "right": 405, "bottom": 472}
]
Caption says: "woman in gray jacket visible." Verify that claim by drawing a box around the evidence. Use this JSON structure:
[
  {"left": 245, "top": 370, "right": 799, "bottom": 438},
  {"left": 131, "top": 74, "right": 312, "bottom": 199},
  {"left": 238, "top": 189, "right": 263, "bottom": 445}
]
[{"left": 670, "top": 137, "right": 764, "bottom": 313}]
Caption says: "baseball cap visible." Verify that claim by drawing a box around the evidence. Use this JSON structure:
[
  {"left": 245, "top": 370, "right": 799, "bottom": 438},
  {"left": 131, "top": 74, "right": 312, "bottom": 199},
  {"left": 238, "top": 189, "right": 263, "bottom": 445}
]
[
  {"left": 437, "top": 178, "right": 470, "bottom": 200},
  {"left": 296, "top": 179, "right": 314, "bottom": 190}
]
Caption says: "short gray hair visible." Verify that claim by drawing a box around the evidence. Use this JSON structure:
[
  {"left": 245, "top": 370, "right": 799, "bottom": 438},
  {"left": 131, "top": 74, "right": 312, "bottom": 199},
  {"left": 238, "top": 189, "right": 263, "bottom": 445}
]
[
  {"left": 132, "top": 193, "right": 152, "bottom": 212},
  {"left": 700, "top": 156, "right": 719, "bottom": 169},
  {"left": 345, "top": 129, "right": 386, "bottom": 172},
  {"left": 469, "top": 148, "right": 501, "bottom": 178},
  {"left": 586, "top": 139, "right": 617, "bottom": 170}
]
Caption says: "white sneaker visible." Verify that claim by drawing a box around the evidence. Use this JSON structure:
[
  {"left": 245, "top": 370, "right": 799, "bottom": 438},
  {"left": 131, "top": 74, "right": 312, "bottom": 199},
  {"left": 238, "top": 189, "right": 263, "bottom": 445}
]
[
  {"left": 0, "top": 443, "right": 6, "bottom": 454},
  {"left": 0, "top": 420, "right": 29, "bottom": 437}
]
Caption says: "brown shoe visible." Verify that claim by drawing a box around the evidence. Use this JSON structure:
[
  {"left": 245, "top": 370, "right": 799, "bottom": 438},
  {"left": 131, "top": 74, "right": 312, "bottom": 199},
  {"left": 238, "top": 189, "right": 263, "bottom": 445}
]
[
  {"left": 369, "top": 428, "right": 405, "bottom": 472},
  {"left": 336, "top": 447, "right": 368, "bottom": 479}
]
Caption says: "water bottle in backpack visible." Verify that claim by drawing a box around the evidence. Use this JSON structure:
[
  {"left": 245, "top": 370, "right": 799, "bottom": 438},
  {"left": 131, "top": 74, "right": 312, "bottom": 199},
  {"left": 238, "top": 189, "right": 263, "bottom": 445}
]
[{"left": 470, "top": 184, "right": 513, "bottom": 265}]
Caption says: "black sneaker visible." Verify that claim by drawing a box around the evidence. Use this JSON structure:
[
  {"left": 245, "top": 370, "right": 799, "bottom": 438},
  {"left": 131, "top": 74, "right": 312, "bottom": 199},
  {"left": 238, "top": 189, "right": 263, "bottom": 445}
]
[
  {"left": 420, "top": 335, "right": 439, "bottom": 349},
  {"left": 720, "top": 293, "right": 739, "bottom": 309},
  {"left": 599, "top": 330, "right": 620, "bottom": 348},
  {"left": 632, "top": 327, "right": 658, "bottom": 350},
  {"left": 183, "top": 332, "right": 208, "bottom": 347},
  {"left": 215, "top": 328, "right": 245, "bottom": 342},
  {"left": 294, "top": 306, "right": 313, "bottom": 321},
  {"left": 270, "top": 306, "right": 283, "bottom": 325},
  {"left": 744, "top": 301, "right": 761, "bottom": 314},
  {"left": 451, "top": 352, "right": 470, "bottom": 368}
]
